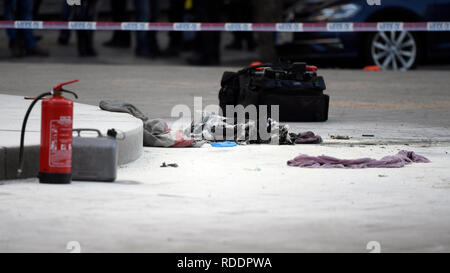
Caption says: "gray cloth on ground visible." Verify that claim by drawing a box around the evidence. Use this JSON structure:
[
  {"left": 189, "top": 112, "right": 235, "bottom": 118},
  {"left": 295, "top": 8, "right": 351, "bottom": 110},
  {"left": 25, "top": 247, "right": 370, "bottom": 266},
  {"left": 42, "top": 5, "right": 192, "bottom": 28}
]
[
  {"left": 100, "top": 100, "right": 178, "bottom": 147},
  {"left": 287, "top": 150, "right": 430, "bottom": 168},
  {"left": 99, "top": 100, "right": 148, "bottom": 122}
]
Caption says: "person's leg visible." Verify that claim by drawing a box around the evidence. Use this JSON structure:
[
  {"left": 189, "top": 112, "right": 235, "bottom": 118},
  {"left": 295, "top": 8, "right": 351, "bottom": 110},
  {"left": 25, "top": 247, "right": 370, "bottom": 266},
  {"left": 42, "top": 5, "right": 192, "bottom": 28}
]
[
  {"left": 17, "top": 0, "right": 48, "bottom": 56},
  {"left": 148, "top": 0, "right": 160, "bottom": 55},
  {"left": 4, "top": 0, "right": 23, "bottom": 57},
  {"left": 134, "top": 0, "right": 151, "bottom": 56},
  {"left": 75, "top": 0, "right": 98, "bottom": 56},
  {"left": 32, "top": 0, "right": 42, "bottom": 19},
  {"left": 104, "top": 0, "right": 131, "bottom": 47},
  {"left": 74, "top": 1, "right": 88, "bottom": 56},
  {"left": 4, "top": 0, "right": 18, "bottom": 42},
  {"left": 167, "top": 0, "right": 185, "bottom": 52},
  {"left": 252, "top": 0, "right": 281, "bottom": 62},
  {"left": 58, "top": 2, "right": 73, "bottom": 45},
  {"left": 85, "top": 0, "right": 99, "bottom": 56},
  {"left": 188, "top": 0, "right": 221, "bottom": 65},
  {"left": 19, "top": 0, "right": 37, "bottom": 50},
  {"left": 240, "top": 1, "right": 256, "bottom": 50},
  {"left": 225, "top": 0, "right": 243, "bottom": 50}
]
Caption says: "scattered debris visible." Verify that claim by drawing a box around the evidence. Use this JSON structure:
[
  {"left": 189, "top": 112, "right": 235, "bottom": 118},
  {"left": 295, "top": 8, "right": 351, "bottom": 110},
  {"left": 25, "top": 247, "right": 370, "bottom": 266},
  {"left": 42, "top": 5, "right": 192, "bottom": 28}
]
[
  {"left": 160, "top": 162, "right": 179, "bottom": 168},
  {"left": 287, "top": 150, "right": 430, "bottom": 169},
  {"left": 100, "top": 101, "right": 324, "bottom": 147},
  {"left": 244, "top": 167, "right": 262, "bottom": 172},
  {"left": 331, "top": 135, "right": 350, "bottom": 140},
  {"left": 211, "top": 141, "right": 237, "bottom": 148},
  {"left": 363, "top": 65, "right": 381, "bottom": 71},
  {"left": 292, "top": 131, "right": 323, "bottom": 144}
]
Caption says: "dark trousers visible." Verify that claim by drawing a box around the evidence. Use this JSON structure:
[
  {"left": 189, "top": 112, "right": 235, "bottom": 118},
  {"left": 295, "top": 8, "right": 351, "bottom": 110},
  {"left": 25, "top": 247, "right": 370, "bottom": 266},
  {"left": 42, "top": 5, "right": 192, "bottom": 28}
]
[
  {"left": 74, "top": 0, "right": 98, "bottom": 55},
  {"left": 134, "top": 0, "right": 160, "bottom": 54},
  {"left": 226, "top": 0, "right": 255, "bottom": 48},
  {"left": 4, "top": 0, "right": 36, "bottom": 49},
  {"left": 32, "top": 0, "right": 42, "bottom": 19},
  {"left": 109, "top": 0, "right": 131, "bottom": 44},
  {"left": 168, "top": 0, "right": 185, "bottom": 48},
  {"left": 193, "top": 0, "right": 222, "bottom": 62}
]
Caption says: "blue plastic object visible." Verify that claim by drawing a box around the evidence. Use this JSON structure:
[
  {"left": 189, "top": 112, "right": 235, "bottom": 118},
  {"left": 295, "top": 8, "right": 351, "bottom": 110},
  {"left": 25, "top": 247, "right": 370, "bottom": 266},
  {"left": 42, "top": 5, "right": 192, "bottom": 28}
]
[{"left": 211, "top": 141, "right": 237, "bottom": 148}]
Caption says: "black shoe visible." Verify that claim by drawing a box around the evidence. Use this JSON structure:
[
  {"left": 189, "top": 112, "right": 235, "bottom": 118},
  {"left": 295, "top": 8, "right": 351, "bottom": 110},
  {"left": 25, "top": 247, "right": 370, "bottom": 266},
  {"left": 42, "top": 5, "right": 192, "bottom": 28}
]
[
  {"left": 9, "top": 39, "right": 24, "bottom": 58},
  {"left": 81, "top": 48, "right": 97, "bottom": 57},
  {"left": 26, "top": 45, "right": 49, "bottom": 57},
  {"left": 135, "top": 49, "right": 156, "bottom": 59},
  {"left": 161, "top": 46, "right": 180, "bottom": 57},
  {"left": 58, "top": 35, "right": 70, "bottom": 46},
  {"left": 186, "top": 55, "right": 220, "bottom": 66},
  {"left": 225, "top": 42, "right": 243, "bottom": 50},
  {"left": 247, "top": 41, "right": 257, "bottom": 51},
  {"left": 103, "top": 39, "right": 131, "bottom": 49}
]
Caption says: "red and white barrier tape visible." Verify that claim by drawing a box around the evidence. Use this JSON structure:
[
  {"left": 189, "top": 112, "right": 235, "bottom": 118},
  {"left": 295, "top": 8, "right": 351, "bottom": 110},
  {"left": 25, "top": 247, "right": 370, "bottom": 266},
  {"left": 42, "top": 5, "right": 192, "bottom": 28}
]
[{"left": 0, "top": 21, "right": 449, "bottom": 32}]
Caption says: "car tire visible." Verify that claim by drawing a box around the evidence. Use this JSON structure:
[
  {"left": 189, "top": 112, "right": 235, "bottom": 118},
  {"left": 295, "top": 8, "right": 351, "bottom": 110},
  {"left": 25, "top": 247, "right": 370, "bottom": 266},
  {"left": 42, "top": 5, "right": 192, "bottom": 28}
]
[{"left": 364, "top": 31, "right": 421, "bottom": 70}]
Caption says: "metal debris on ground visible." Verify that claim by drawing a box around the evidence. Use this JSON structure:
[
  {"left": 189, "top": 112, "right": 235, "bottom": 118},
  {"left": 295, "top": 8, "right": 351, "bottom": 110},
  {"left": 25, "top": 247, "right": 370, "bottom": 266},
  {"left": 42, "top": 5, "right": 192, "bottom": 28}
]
[
  {"left": 160, "top": 162, "right": 179, "bottom": 168},
  {"left": 331, "top": 135, "right": 350, "bottom": 140}
]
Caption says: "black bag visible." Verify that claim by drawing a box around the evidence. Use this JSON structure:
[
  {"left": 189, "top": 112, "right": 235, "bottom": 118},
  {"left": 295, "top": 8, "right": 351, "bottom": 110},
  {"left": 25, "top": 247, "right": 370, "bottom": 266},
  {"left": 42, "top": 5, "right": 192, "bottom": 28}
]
[{"left": 219, "top": 61, "right": 329, "bottom": 122}]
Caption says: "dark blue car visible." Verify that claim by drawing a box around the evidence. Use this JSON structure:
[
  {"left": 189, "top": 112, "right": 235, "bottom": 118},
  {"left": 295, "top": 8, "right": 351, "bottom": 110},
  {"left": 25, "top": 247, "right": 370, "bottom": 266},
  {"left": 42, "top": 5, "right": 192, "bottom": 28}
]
[{"left": 275, "top": 0, "right": 450, "bottom": 70}]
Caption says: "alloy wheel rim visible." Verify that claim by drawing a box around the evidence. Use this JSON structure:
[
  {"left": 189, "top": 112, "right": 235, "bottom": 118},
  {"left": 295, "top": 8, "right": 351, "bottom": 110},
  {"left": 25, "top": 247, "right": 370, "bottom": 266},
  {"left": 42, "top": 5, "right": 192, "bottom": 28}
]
[{"left": 371, "top": 31, "right": 417, "bottom": 71}]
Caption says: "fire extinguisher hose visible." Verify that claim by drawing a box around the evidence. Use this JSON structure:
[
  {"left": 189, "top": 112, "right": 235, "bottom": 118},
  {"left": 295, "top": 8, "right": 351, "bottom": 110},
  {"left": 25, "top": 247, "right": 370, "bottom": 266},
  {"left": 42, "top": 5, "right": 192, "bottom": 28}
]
[{"left": 17, "top": 92, "right": 52, "bottom": 176}]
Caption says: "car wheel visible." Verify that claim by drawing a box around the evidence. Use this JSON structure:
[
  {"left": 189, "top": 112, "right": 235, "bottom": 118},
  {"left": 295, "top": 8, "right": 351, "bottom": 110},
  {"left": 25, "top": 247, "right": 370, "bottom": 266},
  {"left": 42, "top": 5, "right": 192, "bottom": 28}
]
[{"left": 367, "top": 31, "right": 420, "bottom": 71}]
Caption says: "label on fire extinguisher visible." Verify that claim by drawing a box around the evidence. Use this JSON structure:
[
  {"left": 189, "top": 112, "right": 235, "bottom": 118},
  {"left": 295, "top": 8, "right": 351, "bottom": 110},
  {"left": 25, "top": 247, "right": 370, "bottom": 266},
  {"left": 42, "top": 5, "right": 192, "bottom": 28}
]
[{"left": 49, "top": 116, "right": 72, "bottom": 168}]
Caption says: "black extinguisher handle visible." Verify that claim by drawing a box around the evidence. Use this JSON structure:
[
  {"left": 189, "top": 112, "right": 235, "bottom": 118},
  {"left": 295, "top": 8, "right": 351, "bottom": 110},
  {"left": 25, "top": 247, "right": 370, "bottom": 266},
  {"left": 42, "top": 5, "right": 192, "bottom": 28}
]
[
  {"left": 53, "top": 80, "right": 79, "bottom": 99},
  {"left": 17, "top": 92, "right": 52, "bottom": 176},
  {"left": 58, "top": 89, "right": 79, "bottom": 99}
]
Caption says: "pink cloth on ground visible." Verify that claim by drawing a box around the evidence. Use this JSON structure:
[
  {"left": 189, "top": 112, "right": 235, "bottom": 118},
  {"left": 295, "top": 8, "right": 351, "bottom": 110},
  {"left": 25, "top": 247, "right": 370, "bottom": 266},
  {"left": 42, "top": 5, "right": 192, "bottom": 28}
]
[{"left": 287, "top": 150, "right": 430, "bottom": 168}]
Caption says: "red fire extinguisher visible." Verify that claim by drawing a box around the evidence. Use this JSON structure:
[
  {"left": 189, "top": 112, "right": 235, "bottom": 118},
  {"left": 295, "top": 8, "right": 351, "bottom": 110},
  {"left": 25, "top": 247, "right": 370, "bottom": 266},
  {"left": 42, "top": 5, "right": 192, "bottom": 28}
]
[{"left": 18, "top": 80, "right": 79, "bottom": 184}]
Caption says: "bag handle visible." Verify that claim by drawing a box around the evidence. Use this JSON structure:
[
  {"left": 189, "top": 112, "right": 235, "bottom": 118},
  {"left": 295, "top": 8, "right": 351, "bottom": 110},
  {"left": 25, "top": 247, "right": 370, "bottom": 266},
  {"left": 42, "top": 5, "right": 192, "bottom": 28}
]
[{"left": 73, "top": 128, "right": 103, "bottom": 138}]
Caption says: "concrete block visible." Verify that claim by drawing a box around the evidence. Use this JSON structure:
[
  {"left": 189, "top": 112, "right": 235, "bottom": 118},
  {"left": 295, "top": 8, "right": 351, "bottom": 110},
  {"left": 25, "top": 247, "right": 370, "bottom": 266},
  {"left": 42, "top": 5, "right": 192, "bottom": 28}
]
[{"left": 5, "top": 145, "right": 40, "bottom": 180}]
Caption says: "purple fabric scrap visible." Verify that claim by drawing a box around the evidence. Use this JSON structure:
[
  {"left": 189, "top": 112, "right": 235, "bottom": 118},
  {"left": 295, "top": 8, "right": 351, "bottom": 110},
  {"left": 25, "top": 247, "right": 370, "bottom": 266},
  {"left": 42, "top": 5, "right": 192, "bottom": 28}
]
[
  {"left": 287, "top": 150, "right": 431, "bottom": 169},
  {"left": 294, "top": 131, "right": 323, "bottom": 144}
]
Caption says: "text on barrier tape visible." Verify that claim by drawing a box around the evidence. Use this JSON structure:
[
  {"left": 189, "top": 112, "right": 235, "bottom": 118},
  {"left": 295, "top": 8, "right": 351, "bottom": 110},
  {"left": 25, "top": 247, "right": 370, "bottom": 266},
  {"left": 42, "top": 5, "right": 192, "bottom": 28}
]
[{"left": 0, "top": 21, "right": 449, "bottom": 32}]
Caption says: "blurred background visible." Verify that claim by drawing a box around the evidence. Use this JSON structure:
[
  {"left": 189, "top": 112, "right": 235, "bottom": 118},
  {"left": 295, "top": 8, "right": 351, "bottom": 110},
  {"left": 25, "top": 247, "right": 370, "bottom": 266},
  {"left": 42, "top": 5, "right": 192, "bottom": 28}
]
[{"left": 1, "top": 0, "right": 449, "bottom": 69}]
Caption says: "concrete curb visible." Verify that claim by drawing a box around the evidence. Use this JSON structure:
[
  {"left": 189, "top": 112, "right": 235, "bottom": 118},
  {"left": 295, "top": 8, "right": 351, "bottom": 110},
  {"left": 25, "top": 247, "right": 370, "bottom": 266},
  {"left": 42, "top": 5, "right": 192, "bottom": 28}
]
[{"left": 0, "top": 147, "right": 5, "bottom": 180}]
